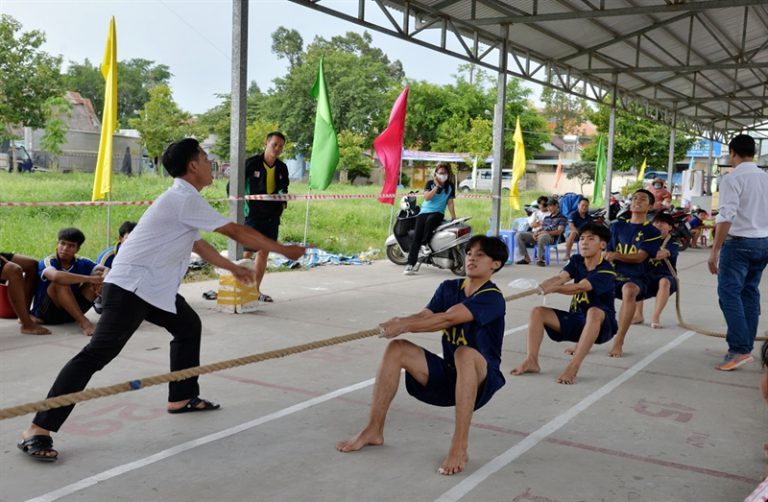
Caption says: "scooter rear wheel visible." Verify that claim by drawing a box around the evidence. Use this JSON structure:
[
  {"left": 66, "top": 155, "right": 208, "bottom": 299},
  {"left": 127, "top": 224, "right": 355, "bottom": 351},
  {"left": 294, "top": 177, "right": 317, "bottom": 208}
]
[
  {"left": 450, "top": 247, "right": 466, "bottom": 276},
  {"left": 386, "top": 243, "right": 409, "bottom": 265}
]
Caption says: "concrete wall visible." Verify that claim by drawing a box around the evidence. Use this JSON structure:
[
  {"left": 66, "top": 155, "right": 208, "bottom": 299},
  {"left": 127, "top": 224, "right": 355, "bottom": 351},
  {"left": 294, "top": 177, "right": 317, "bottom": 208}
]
[{"left": 30, "top": 129, "right": 144, "bottom": 174}]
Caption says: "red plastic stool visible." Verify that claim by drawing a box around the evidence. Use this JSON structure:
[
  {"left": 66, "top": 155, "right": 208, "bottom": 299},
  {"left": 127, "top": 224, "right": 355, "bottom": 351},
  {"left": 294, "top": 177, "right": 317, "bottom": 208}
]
[{"left": 0, "top": 283, "right": 17, "bottom": 319}]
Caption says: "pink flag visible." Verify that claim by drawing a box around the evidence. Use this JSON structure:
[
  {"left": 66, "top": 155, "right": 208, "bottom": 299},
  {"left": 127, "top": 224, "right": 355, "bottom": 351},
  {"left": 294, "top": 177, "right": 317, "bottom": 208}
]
[
  {"left": 553, "top": 155, "right": 563, "bottom": 189},
  {"left": 375, "top": 87, "right": 409, "bottom": 204}
]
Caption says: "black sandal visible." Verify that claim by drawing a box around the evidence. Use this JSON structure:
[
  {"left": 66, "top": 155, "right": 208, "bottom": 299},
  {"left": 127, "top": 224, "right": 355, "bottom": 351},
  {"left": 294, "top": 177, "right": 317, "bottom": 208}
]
[
  {"left": 167, "top": 397, "right": 221, "bottom": 414},
  {"left": 17, "top": 435, "right": 58, "bottom": 462}
]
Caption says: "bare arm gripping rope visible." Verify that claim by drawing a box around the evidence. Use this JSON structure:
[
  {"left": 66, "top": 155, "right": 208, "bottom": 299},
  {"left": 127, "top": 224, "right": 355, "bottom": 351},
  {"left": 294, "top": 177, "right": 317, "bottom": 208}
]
[
  {"left": 0, "top": 288, "right": 541, "bottom": 420},
  {"left": 659, "top": 237, "right": 767, "bottom": 342}
]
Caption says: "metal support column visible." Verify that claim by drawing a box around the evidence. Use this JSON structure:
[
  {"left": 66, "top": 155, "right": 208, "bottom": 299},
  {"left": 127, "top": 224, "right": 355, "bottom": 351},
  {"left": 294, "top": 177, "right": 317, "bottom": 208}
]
[
  {"left": 489, "top": 25, "right": 509, "bottom": 236},
  {"left": 227, "top": 0, "right": 248, "bottom": 261},
  {"left": 604, "top": 91, "right": 617, "bottom": 217},
  {"left": 706, "top": 126, "right": 714, "bottom": 194},
  {"left": 667, "top": 108, "right": 677, "bottom": 199}
]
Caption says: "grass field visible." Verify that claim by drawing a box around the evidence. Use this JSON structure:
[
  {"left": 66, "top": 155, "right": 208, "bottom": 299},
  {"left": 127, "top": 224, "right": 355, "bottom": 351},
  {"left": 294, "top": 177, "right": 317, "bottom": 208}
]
[{"left": 0, "top": 172, "right": 543, "bottom": 262}]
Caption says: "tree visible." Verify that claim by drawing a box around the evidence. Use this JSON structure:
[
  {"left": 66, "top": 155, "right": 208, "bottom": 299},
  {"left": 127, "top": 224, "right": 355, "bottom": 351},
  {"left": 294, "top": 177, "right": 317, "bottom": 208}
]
[
  {"left": 197, "top": 82, "right": 266, "bottom": 159},
  {"left": 566, "top": 161, "right": 596, "bottom": 194},
  {"left": 0, "top": 15, "right": 63, "bottom": 140},
  {"left": 63, "top": 58, "right": 171, "bottom": 125},
  {"left": 245, "top": 119, "right": 295, "bottom": 159},
  {"left": 39, "top": 96, "right": 72, "bottom": 169},
  {"left": 271, "top": 27, "right": 303, "bottom": 69},
  {"left": 540, "top": 86, "right": 589, "bottom": 135},
  {"left": 261, "top": 30, "right": 404, "bottom": 155},
  {"left": 582, "top": 103, "right": 695, "bottom": 171},
  {"left": 337, "top": 129, "right": 371, "bottom": 182},
  {"left": 128, "top": 85, "right": 202, "bottom": 171}
]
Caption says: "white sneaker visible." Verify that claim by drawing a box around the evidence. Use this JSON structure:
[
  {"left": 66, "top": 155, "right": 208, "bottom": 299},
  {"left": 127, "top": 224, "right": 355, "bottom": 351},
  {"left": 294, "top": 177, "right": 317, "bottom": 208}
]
[
  {"left": 403, "top": 265, "right": 416, "bottom": 275},
  {"left": 420, "top": 245, "right": 431, "bottom": 255}
]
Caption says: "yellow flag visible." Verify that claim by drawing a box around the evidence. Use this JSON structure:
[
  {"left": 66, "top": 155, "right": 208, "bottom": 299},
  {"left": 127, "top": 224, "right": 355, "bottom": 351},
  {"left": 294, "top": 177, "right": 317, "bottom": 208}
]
[
  {"left": 509, "top": 116, "right": 526, "bottom": 209},
  {"left": 92, "top": 17, "right": 117, "bottom": 201},
  {"left": 636, "top": 157, "right": 647, "bottom": 182}
]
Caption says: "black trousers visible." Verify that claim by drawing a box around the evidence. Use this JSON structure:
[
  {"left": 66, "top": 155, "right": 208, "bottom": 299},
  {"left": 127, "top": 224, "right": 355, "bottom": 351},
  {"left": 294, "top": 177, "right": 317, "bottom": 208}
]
[
  {"left": 33, "top": 283, "right": 203, "bottom": 432},
  {"left": 407, "top": 212, "right": 444, "bottom": 266}
]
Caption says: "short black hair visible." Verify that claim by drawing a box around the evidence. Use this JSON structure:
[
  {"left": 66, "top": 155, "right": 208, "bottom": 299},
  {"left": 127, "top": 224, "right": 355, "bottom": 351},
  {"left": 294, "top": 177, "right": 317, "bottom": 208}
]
[
  {"left": 547, "top": 199, "right": 560, "bottom": 207},
  {"left": 162, "top": 138, "right": 201, "bottom": 177},
  {"left": 695, "top": 208, "right": 708, "bottom": 215},
  {"left": 578, "top": 222, "right": 610, "bottom": 243},
  {"left": 465, "top": 235, "right": 508, "bottom": 273},
  {"left": 652, "top": 212, "right": 675, "bottom": 226},
  {"left": 578, "top": 197, "right": 589, "bottom": 204},
  {"left": 58, "top": 227, "right": 85, "bottom": 247},
  {"left": 266, "top": 131, "right": 286, "bottom": 143},
  {"left": 536, "top": 196, "right": 549, "bottom": 205},
  {"left": 728, "top": 134, "right": 755, "bottom": 158},
  {"left": 634, "top": 188, "right": 655, "bottom": 206},
  {"left": 118, "top": 221, "right": 137, "bottom": 237}
]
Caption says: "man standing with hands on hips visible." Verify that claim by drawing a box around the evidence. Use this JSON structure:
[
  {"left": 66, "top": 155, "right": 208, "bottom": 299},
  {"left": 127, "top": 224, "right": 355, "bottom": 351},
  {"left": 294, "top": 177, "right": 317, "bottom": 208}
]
[{"left": 708, "top": 134, "right": 768, "bottom": 371}]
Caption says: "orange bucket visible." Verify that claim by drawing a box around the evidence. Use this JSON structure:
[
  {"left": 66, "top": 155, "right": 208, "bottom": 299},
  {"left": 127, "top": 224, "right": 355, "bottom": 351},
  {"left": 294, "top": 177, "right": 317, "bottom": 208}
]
[{"left": 0, "top": 283, "right": 17, "bottom": 319}]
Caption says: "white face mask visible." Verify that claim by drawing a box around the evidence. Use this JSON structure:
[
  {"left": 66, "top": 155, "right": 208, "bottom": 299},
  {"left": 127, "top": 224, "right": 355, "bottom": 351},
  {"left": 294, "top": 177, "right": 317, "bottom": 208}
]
[{"left": 436, "top": 174, "right": 448, "bottom": 183}]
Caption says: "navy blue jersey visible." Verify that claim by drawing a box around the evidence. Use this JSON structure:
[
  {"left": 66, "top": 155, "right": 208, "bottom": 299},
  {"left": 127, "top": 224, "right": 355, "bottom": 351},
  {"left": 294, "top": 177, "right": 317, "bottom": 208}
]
[
  {"left": 568, "top": 212, "right": 593, "bottom": 231},
  {"left": 647, "top": 240, "right": 678, "bottom": 278},
  {"left": 32, "top": 255, "right": 96, "bottom": 317},
  {"left": 426, "top": 279, "right": 506, "bottom": 371},
  {"left": 608, "top": 220, "right": 662, "bottom": 279},
  {"left": 96, "top": 242, "right": 121, "bottom": 269},
  {"left": 563, "top": 255, "right": 616, "bottom": 316}
]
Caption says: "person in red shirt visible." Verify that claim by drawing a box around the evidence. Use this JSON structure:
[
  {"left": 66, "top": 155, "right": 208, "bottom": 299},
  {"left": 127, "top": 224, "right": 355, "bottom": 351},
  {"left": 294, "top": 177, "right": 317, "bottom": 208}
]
[{"left": 649, "top": 178, "right": 672, "bottom": 212}]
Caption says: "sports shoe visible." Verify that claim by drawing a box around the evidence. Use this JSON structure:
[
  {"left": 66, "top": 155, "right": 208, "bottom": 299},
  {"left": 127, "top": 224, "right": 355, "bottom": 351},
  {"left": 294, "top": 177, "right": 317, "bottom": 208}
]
[
  {"left": 420, "top": 245, "right": 431, "bottom": 255},
  {"left": 93, "top": 295, "right": 103, "bottom": 314},
  {"left": 403, "top": 265, "right": 416, "bottom": 276},
  {"left": 715, "top": 352, "right": 754, "bottom": 371}
]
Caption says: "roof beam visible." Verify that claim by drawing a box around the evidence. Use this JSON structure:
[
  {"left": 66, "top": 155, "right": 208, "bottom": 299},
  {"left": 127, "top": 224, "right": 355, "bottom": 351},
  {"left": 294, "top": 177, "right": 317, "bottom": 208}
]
[
  {"left": 471, "top": 0, "right": 766, "bottom": 25},
  {"left": 589, "top": 62, "right": 768, "bottom": 74}
]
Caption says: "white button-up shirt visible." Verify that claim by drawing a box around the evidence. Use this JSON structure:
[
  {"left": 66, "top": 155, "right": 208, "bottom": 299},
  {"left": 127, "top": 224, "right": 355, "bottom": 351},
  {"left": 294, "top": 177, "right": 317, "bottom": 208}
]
[
  {"left": 716, "top": 162, "right": 768, "bottom": 238},
  {"left": 106, "top": 178, "right": 230, "bottom": 313}
]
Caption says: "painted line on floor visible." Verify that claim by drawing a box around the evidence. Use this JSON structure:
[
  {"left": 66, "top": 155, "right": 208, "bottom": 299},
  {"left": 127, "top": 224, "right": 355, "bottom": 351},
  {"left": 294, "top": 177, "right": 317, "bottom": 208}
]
[
  {"left": 26, "top": 324, "right": 529, "bottom": 502},
  {"left": 435, "top": 330, "right": 696, "bottom": 502}
]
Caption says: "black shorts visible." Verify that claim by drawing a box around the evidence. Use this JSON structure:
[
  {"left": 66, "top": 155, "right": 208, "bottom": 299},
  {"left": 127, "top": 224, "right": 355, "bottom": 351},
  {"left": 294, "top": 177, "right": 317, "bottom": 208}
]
[
  {"left": 0, "top": 253, "right": 14, "bottom": 280},
  {"left": 37, "top": 287, "right": 93, "bottom": 324},
  {"left": 644, "top": 275, "right": 677, "bottom": 298},
  {"left": 614, "top": 276, "right": 647, "bottom": 301},
  {"left": 404, "top": 348, "right": 504, "bottom": 410},
  {"left": 244, "top": 216, "right": 280, "bottom": 246},
  {"left": 544, "top": 308, "right": 617, "bottom": 345}
]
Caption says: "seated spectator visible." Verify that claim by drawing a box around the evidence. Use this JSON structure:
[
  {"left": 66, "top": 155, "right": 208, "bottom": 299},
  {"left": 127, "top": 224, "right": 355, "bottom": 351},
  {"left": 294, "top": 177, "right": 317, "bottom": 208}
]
[
  {"left": 31, "top": 228, "right": 105, "bottom": 336},
  {"left": 565, "top": 197, "right": 593, "bottom": 258},
  {"left": 649, "top": 178, "right": 672, "bottom": 212},
  {"left": 0, "top": 253, "right": 50, "bottom": 335},
  {"left": 688, "top": 209, "right": 707, "bottom": 248},
  {"left": 516, "top": 199, "right": 567, "bottom": 266},
  {"left": 96, "top": 221, "right": 137, "bottom": 269},
  {"left": 528, "top": 196, "right": 550, "bottom": 230}
]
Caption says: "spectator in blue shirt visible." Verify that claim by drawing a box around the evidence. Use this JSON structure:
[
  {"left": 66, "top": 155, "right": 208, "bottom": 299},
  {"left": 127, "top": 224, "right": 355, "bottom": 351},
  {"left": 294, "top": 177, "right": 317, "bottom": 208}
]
[
  {"left": 96, "top": 221, "right": 137, "bottom": 270},
  {"left": 31, "top": 228, "right": 105, "bottom": 336},
  {"left": 565, "top": 197, "right": 593, "bottom": 258}
]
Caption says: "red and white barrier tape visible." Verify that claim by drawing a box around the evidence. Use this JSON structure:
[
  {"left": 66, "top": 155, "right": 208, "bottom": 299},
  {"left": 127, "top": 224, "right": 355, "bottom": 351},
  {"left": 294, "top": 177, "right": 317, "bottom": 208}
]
[{"left": 0, "top": 192, "right": 496, "bottom": 208}]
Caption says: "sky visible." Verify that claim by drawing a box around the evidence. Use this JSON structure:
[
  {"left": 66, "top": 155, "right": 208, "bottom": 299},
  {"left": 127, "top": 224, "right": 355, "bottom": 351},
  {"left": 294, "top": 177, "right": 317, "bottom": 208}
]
[{"left": 1, "top": 0, "right": 543, "bottom": 115}]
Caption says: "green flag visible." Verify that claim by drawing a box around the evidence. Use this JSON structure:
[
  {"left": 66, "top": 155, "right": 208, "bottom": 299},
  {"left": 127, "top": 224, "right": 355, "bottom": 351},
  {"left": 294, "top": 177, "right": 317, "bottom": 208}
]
[
  {"left": 592, "top": 135, "right": 607, "bottom": 206},
  {"left": 309, "top": 57, "right": 339, "bottom": 190}
]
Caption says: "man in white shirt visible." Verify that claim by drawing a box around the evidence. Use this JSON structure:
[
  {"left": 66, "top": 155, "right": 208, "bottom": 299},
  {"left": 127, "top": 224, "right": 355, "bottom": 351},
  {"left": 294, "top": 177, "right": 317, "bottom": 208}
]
[
  {"left": 17, "top": 138, "right": 305, "bottom": 462},
  {"left": 708, "top": 134, "right": 768, "bottom": 371}
]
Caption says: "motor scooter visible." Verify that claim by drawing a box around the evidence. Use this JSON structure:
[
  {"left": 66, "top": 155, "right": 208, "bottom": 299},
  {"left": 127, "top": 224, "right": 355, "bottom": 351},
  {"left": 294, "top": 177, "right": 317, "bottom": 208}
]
[{"left": 385, "top": 193, "right": 472, "bottom": 276}]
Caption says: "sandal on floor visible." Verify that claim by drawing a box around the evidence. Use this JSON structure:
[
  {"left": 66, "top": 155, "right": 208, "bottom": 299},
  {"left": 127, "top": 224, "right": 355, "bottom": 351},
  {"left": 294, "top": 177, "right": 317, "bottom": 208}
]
[
  {"left": 202, "top": 290, "right": 217, "bottom": 300},
  {"left": 17, "top": 435, "right": 58, "bottom": 462},
  {"left": 651, "top": 322, "right": 663, "bottom": 329},
  {"left": 258, "top": 293, "right": 273, "bottom": 303},
  {"left": 167, "top": 396, "right": 221, "bottom": 414}
]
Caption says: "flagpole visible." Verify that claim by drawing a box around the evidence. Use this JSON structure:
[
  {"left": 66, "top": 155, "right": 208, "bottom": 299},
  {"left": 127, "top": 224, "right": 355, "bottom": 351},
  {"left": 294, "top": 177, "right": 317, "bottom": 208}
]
[
  {"left": 106, "top": 192, "right": 111, "bottom": 247},
  {"left": 302, "top": 184, "right": 311, "bottom": 247},
  {"left": 386, "top": 156, "right": 402, "bottom": 235}
]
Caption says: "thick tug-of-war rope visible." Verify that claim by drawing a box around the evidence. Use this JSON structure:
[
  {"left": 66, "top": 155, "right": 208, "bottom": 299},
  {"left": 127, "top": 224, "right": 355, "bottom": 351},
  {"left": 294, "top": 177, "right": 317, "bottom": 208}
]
[
  {"left": 657, "top": 235, "right": 767, "bottom": 341},
  {"left": 0, "top": 287, "right": 541, "bottom": 421}
]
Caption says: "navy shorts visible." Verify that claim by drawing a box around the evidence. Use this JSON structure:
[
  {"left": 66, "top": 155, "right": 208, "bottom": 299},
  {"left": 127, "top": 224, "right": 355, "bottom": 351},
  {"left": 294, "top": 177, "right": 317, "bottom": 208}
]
[
  {"left": 404, "top": 348, "right": 504, "bottom": 410},
  {"left": 37, "top": 287, "right": 93, "bottom": 324},
  {"left": 614, "top": 276, "right": 647, "bottom": 301},
  {"left": 544, "top": 308, "right": 617, "bottom": 345},
  {"left": 644, "top": 275, "right": 677, "bottom": 298},
  {"left": 244, "top": 216, "right": 280, "bottom": 246}
]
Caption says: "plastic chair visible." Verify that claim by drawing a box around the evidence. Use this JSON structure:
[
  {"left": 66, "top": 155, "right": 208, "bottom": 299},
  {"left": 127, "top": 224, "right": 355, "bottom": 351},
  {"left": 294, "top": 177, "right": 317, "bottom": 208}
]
[
  {"left": 533, "top": 243, "right": 560, "bottom": 266},
  {"left": 487, "top": 229, "right": 515, "bottom": 264}
]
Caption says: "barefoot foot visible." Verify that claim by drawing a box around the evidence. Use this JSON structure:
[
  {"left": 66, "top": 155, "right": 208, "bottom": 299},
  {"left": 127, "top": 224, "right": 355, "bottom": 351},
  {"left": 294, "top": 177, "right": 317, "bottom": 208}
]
[
  {"left": 564, "top": 345, "right": 577, "bottom": 356},
  {"left": 557, "top": 362, "right": 580, "bottom": 384},
  {"left": 20, "top": 324, "right": 51, "bottom": 335},
  {"left": 79, "top": 320, "right": 96, "bottom": 337},
  {"left": 336, "top": 427, "right": 384, "bottom": 453},
  {"left": 510, "top": 357, "right": 540, "bottom": 375},
  {"left": 438, "top": 445, "right": 468, "bottom": 476},
  {"left": 609, "top": 344, "right": 624, "bottom": 358},
  {"left": 631, "top": 316, "right": 644, "bottom": 325}
]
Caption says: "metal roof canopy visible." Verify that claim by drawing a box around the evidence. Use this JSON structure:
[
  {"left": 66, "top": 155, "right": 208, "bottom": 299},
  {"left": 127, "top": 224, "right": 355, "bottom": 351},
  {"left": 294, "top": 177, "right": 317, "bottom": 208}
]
[{"left": 289, "top": 0, "right": 768, "bottom": 140}]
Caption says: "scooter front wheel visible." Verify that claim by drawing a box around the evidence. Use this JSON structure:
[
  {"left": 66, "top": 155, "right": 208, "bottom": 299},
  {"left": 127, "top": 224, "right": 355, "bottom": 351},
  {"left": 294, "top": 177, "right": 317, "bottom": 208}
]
[{"left": 386, "top": 243, "right": 409, "bottom": 265}]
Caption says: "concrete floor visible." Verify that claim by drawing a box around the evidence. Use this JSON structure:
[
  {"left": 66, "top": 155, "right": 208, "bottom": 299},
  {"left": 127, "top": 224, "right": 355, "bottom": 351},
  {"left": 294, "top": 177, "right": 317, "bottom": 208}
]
[{"left": 0, "top": 247, "right": 766, "bottom": 502}]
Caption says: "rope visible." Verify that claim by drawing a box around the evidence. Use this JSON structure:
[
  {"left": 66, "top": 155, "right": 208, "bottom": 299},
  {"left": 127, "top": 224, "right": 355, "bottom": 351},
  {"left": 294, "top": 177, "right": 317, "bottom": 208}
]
[
  {"left": 658, "top": 239, "right": 767, "bottom": 341},
  {"left": 0, "top": 287, "right": 540, "bottom": 420}
]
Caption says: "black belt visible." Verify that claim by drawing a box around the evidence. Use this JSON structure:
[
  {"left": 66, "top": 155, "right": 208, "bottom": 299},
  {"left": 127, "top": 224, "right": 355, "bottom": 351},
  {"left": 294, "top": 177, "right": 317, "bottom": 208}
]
[{"left": 727, "top": 235, "right": 768, "bottom": 240}]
